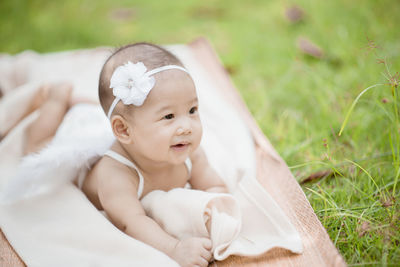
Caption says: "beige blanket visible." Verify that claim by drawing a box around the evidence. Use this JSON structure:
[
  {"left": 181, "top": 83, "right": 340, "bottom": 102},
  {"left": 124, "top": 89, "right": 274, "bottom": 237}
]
[{"left": 0, "top": 45, "right": 302, "bottom": 266}]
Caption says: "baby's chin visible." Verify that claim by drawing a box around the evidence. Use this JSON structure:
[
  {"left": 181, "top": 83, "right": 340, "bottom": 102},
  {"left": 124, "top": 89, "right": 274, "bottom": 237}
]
[
  {"left": 167, "top": 156, "right": 189, "bottom": 166},
  {"left": 169, "top": 143, "right": 198, "bottom": 164}
]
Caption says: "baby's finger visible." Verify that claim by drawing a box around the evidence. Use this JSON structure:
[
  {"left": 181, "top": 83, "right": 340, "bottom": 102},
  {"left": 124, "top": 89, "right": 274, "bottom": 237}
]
[
  {"left": 200, "top": 247, "right": 213, "bottom": 262},
  {"left": 200, "top": 238, "right": 212, "bottom": 250},
  {"left": 195, "top": 256, "right": 209, "bottom": 267}
]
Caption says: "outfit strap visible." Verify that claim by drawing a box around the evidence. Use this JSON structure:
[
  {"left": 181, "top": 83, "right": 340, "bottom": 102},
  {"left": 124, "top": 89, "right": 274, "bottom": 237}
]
[
  {"left": 184, "top": 158, "right": 192, "bottom": 175},
  {"left": 77, "top": 168, "right": 87, "bottom": 189},
  {"left": 104, "top": 150, "right": 144, "bottom": 199},
  {"left": 104, "top": 150, "right": 192, "bottom": 198}
]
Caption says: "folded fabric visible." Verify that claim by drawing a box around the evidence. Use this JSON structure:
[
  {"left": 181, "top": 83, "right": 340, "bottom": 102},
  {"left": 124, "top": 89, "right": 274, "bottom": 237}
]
[
  {"left": 142, "top": 182, "right": 303, "bottom": 262},
  {"left": 142, "top": 189, "right": 242, "bottom": 260}
]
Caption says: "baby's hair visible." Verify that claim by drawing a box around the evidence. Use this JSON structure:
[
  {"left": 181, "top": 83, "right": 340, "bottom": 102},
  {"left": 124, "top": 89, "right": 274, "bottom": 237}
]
[{"left": 98, "top": 42, "right": 184, "bottom": 116}]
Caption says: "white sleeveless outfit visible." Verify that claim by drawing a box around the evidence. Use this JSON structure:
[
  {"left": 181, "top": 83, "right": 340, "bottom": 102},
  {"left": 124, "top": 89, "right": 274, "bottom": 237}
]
[{"left": 79, "top": 150, "right": 192, "bottom": 199}]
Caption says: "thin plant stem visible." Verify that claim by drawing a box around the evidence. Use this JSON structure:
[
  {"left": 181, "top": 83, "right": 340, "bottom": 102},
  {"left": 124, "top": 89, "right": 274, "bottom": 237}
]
[
  {"left": 392, "top": 84, "right": 400, "bottom": 196},
  {"left": 345, "top": 159, "right": 383, "bottom": 199},
  {"left": 393, "top": 167, "right": 400, "bottom": 197},
  {"left": 339, "top": 84, "right": 384, "bottom": 136}
]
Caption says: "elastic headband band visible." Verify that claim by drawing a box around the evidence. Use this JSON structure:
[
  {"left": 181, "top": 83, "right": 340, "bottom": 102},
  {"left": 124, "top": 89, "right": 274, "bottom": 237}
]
[{"left": 107, "top": 62, "right": 189, "bottom": 120}]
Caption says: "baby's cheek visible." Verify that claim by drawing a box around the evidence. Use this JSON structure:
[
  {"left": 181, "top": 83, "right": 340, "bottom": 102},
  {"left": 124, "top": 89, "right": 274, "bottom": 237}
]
[
  {"left": 196, "top": 121, "right": 203, "bottom": 138},
  {"left": 194, "top": 124, "right": 203, "bottom": 146}
]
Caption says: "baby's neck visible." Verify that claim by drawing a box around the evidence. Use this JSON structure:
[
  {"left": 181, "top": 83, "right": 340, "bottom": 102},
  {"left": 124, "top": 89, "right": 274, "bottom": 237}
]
[{"left": 111, "top": 141, "right": 174, "bottom": 176}]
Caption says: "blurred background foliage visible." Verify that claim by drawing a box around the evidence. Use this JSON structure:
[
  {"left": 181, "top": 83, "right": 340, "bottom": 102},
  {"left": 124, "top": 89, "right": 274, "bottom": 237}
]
[{"left": 1, "top": 0, "right": 400, "bottom": 265}]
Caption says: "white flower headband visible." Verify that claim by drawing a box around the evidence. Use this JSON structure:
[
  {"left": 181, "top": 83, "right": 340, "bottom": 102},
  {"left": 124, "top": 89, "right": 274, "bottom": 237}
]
[{"left": 107, "top": 61, "right": 190, "bottom": 119}]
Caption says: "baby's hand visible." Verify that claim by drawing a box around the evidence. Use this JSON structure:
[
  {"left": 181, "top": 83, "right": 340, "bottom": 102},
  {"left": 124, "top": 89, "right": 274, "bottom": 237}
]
[{"left": 171, "top": 237, "right": 212, "bottom": 267}]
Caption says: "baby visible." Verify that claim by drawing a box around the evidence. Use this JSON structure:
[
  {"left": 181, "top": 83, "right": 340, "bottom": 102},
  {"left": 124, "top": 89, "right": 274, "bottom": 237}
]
[{"left": 81, "top": 43, "right": 227, "bottom": 267}]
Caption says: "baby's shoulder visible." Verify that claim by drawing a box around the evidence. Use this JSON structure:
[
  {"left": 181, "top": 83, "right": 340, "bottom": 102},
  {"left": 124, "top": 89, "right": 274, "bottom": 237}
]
[
  {"left": 91, "top": 155, "right": 140, "bottom": 186},
  {"left": 189, "top": 146, "right": 206, "bottom": 165}
]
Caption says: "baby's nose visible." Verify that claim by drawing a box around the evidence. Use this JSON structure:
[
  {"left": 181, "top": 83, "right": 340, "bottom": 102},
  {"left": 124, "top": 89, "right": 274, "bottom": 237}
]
[
  {"left": 176, "top": 126, "right": 192, "bottom": 135},
  {"left": 176, "top": 118, "right": 192, "bottom": 135}
]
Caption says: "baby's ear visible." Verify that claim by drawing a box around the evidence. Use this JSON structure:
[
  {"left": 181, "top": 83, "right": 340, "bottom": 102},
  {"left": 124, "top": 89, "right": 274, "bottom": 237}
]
[{"left": 110, "top": 115, "right": 134, "bottom": 144}]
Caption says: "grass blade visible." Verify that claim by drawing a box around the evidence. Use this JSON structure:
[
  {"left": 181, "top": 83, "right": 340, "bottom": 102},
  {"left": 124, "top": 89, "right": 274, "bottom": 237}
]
[{"left": 339, "top": 84, "right": 384, "bottom": 136}]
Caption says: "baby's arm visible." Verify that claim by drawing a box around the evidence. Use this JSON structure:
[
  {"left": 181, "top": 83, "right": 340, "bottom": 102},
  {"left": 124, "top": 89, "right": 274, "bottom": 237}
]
[
  {"left": 190, "top": 147, "right": 228, "bottom": 193},
  {"left": 97, "top": 165, "right": 212, "bottom": 267}
]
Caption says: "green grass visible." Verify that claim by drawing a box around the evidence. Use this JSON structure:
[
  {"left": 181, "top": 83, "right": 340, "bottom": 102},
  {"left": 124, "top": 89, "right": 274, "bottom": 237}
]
[{"left": 1, "top": 0, "right": 399, "bottom": 265}]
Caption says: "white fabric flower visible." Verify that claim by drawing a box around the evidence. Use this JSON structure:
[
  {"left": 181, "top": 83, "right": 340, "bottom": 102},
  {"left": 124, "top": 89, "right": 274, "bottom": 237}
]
[{"left": 110, "top": 61, "right": 156, "bottom": 106}]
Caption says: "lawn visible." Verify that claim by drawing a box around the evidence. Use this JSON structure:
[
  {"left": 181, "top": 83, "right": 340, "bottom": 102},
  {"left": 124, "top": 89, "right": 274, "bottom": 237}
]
[{"left": 1, "top": 0, "right": 399, "bottom": 265}]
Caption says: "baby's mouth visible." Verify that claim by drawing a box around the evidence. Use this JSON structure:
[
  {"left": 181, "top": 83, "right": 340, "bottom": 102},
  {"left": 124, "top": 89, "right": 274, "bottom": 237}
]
[{"left": 171, "top": 142, "right": 190, "bottom": 151}]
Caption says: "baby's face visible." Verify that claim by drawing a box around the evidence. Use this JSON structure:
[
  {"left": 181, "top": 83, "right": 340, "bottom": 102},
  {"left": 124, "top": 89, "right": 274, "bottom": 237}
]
[{"left": 127, "top": 70, "right": 202, "bottom": 164}]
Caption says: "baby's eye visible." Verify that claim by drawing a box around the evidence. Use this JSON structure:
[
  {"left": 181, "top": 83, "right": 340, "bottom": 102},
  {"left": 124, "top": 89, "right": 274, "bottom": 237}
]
[
  {"left": 163, "top": 114, "right": 174, "bottom": 120},
  {"left": 189, "top": 106, "right": 198, "bottom": 114}
]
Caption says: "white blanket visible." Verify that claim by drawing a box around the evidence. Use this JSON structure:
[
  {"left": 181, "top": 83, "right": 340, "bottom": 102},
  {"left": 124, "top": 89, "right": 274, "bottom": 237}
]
[{"left": 0, "top": 45, "right": 302, "bottom": 266}]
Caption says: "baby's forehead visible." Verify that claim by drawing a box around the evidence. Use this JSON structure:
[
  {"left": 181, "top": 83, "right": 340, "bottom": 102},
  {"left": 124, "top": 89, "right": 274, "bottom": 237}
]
[
  {"left": 145, "top": 74, "right": 197, "bottom": 105},
  {"left": 155, "top": 72, "right": 195, "bottom": 93},
  {"left": 155, "top": 68, "right": 192, "bottom": 80},
  {"left": 157, "top": 70, "right": 195, "bottom": 90}
]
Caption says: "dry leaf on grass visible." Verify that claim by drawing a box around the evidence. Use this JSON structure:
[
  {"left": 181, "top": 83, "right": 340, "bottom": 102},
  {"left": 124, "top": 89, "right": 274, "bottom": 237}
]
[
  {"left": 381, "top": 196, "right": 395, "bottom": 208},
  {"left": 358, "top": 221, "right": 371, "bottom": 237},
  {"left": 285, "top": 5, "right": 305, "bottom": 23},
  {"left": 109, "top": 8, "right": 136, "bottom": 21},
  {"left": 300, "top": 170, "right": 333, "bottom": 184},
  {"left": 297, "top": 37, "right": 324, "bottom": 59}
]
